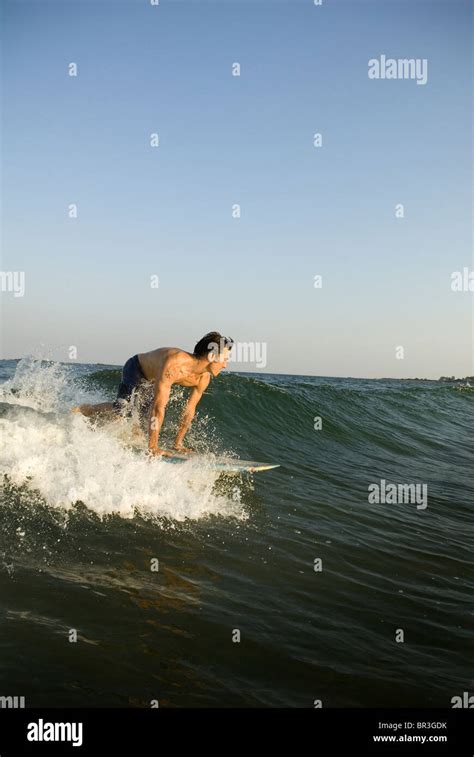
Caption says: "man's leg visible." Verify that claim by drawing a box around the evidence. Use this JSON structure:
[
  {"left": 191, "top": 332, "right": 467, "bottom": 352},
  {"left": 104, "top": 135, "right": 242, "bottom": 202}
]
[
  {"left": 72, "top": 356, "right": 140, "bottom": 418},
  {"left": 71, "top": 402, "right": 115, "bottom": 418}
]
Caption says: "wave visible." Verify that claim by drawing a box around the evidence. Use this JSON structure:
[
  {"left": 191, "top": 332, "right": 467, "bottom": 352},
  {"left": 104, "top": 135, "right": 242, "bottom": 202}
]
[{"left": 1, "top": 358, "right": 472, "bottom": 521}]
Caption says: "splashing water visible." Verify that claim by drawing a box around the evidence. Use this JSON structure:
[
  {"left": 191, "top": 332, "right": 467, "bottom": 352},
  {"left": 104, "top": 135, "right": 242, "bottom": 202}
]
[{"left": 0, "top": 358, "right": 245, "bottom": 521}]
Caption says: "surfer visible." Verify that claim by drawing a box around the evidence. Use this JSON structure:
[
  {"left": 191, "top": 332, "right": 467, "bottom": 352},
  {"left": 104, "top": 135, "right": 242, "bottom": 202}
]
[{"left": 72, "top": 332, "right": 233, "bottom": 456}]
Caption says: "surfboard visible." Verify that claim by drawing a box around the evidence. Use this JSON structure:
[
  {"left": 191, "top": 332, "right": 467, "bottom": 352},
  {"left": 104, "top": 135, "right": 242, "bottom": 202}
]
[{"left": 160, "top": 451, "right": 279, "bottom": 473}]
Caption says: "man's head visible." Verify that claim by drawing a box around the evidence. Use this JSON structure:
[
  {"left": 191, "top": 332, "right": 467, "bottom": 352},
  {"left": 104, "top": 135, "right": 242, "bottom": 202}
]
[{"left": 193, "top": 332, "right": 234, "bottom": 376}]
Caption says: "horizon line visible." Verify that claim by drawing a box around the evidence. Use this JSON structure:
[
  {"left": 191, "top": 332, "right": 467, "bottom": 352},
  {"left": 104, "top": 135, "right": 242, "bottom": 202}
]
[{"left": 1, "top": 357, "right": 472, "bottom": 382}]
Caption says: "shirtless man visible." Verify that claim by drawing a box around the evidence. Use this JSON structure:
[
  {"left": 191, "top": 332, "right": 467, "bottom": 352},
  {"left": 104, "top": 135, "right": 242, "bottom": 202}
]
[{"left": 73, "top": 332, "right": 233, "bottom": 456}]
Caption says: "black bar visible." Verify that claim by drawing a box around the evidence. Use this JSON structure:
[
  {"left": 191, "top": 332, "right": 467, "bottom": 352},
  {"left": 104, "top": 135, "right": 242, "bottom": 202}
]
[{"left": 0, "top": 708, "right": 472, "bottom": 755}]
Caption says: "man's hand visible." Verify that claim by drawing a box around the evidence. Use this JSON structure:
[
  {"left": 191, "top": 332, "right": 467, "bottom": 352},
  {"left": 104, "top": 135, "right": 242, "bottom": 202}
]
[{"left": 148, "top": 447, "right": 173, "bottom": 458}]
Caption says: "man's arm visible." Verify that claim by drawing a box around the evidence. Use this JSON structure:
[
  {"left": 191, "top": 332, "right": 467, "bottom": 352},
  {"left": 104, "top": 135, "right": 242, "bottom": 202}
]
[
  {"left": 173, "top": 374, "right": 210, "bottom": 452},
  {"left": 148, "top": 372, "right": 173, "bottom": 454}
]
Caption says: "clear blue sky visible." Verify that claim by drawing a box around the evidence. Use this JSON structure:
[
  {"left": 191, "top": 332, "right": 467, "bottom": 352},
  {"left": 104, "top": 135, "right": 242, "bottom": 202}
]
[{"left": 1, "top": 0, "right": 472, "bottom": 377}]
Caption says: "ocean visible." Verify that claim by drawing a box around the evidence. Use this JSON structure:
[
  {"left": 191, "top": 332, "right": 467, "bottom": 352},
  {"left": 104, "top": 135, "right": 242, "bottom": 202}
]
[{"left": 0, "top": 357, "right": 472, "bottom": 707}]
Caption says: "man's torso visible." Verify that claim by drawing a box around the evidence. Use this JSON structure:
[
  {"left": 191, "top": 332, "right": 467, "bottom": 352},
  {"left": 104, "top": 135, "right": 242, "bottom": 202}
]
[{"left": 137, "top": 348, "right": 204, "bottom": 388}]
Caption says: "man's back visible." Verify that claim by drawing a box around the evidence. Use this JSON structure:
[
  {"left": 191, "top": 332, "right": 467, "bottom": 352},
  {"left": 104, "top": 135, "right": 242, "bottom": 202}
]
[{"left": 138, "top": 348, "right": 201, "bottom": 387}]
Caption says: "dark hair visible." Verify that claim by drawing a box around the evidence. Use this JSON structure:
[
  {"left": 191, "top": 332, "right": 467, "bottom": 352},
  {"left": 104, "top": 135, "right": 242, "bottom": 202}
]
[{"left": 193, "top": 332, "right": 234, "bottom": 359}]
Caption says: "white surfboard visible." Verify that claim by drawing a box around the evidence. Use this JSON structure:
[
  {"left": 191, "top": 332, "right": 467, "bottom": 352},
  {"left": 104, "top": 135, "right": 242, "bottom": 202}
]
[{"left": 160, "top": 451, "right": 279, "bottom": 473}]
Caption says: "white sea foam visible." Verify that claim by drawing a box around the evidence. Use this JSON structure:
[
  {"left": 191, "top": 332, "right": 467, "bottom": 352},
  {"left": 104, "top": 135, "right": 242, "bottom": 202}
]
[
  {"left": 0, "top": 359, "right": 245, "bottom": 521},
  {"left": 0, "top": 357, "right": 102, "bottom": 412}
]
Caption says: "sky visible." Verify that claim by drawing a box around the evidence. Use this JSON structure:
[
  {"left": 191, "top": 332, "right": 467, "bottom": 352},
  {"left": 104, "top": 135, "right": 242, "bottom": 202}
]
[{"left": 1, "top": 0, "right": 472, "bottom": 378}]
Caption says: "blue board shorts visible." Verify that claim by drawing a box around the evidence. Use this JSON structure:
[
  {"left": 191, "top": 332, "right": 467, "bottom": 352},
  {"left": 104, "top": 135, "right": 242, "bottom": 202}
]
[{"left": 113, "top": 354, "right": 148, "bottom": 410}]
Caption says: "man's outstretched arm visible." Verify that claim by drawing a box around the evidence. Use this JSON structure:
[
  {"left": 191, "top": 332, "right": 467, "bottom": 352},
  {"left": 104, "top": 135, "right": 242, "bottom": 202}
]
[
  {"left": 173, "top": 374, "right": 210, "bottom": 452},
  {"left": 148, "top": 375, "right": 172, "bottom": 454}
]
